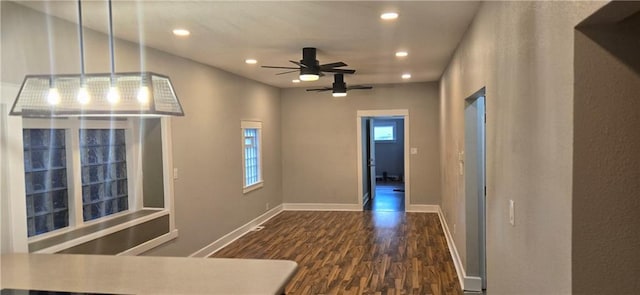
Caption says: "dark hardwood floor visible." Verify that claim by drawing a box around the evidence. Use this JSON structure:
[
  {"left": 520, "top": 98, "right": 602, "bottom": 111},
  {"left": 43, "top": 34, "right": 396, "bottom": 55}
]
[
  {"left": 211, "top": 211, "right": 461, "bottom": 295},
  {"left": 364, "top": 181, "right": 405, "bottom": 212}
]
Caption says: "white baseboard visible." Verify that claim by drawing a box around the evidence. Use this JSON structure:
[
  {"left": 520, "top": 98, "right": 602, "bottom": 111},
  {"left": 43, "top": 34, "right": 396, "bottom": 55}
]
[
  {"left": 117, "top": 229, "right": 178, "bottom": 256},
  {"left": 282, "top": 203, "right": 361, "bottom": 211},
  {"left": 436, "top": 206, "right": 482, "bottom": 292},
  {"left": 406, "top": 204, "right": 440, "bottom": 212},
  {"left": 189, "top": 204, "right": 284, "bottom": 258}
]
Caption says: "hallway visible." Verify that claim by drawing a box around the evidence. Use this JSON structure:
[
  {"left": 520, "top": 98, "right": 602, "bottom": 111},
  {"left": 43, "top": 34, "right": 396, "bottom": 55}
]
[{"left": 364, "top": 182, "right": 405, "bottom": 212}]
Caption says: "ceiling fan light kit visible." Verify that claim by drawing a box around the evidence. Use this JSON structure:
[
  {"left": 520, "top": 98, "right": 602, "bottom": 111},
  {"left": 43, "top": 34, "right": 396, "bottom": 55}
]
[
  {"left": 10, "top": 0, "right": 184, "bottom": 118},
  {"left": 299, "top": 67, "right": 320, "bottom": 81}
]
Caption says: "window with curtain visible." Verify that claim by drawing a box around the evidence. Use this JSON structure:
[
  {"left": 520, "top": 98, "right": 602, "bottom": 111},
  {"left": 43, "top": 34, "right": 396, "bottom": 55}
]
[{"left": 241, "top": 121, "right": 263, "bottom": 193}]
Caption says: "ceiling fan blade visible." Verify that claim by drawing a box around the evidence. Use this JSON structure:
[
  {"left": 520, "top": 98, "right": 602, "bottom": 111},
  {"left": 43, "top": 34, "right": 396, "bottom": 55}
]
[
  {"left": 319, "top": 61, "right": 348, "bottom": 69},
  {"left": 348, "top": 85, "right": 373, "bottom": 90},
  {"left": 289, "top": 60, "right": 307, "bottom": 68},
  {"left": 262, "top": 65, "right": 300, "bottom": 70},
  {"left": 306, "top": 88, "right": 332, "bottom": 92},
  {"left": 276, "top": 70, "right": 300, "bottom": 75},
  {"left": 322, "top": 68, "right": 356, "bottom": 74}
]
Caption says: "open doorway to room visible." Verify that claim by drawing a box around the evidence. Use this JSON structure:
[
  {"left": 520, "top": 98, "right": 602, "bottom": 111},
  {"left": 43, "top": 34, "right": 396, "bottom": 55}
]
[
  {"left": 357, "top": 110, "right": 409, "bottom": 212},
  {"left": 464, "top": 89, "right": 486, "bottom": 291}
]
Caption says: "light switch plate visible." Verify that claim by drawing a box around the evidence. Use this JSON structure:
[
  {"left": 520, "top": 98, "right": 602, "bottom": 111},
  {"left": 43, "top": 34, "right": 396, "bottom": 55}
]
[
  {"left": 410, "top": 147, "right": 418, "bottom": 155},
  {"left": 173, "top": 168, "right": 179, "bottom": 180},
  {"left": 509, "top": 200, "right": 515, "bottom": 226}
]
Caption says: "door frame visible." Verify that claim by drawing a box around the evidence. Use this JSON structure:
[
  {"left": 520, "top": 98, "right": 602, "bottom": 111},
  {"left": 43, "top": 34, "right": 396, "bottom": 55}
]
[
  {"left": 356, "top": 109, "right": 410, "bottom": 209},
  {"left": 464, "top": 88, "right": 487, "bottom": 291}
]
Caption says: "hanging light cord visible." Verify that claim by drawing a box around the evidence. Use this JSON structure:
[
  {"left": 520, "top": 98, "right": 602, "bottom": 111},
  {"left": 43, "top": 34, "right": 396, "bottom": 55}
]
[
  {"left": 77, "top": 0, "right": 85, "bottom": 78},
  {"left": 107, "top": 0, "right": 116, "bottom": 82}
]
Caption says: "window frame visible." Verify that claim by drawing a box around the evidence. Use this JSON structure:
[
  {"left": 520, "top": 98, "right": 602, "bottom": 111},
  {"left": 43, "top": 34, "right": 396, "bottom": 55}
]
[
  {"left": 374, "top": 122, "right": 397, "bottom": 142},
  {"left": 21, "top": 118, "right": 139, "bottom": 241},
  {"left": 241, "top": 120, "right": 263, "bottom": 194}
]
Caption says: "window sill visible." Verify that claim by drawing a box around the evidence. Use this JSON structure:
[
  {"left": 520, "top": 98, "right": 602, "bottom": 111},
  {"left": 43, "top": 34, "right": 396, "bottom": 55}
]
[
  {"left": 243, "top": 181, "right": 264, "bottom": 194},
  {"left": 28, "top": 209, "right": 170, "bottom": 254}
]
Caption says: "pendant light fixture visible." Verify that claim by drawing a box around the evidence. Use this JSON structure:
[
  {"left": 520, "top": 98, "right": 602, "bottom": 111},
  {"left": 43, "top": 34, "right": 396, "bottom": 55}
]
[{"left": 10, "top": 0, "right": 184, "bottom": 117}]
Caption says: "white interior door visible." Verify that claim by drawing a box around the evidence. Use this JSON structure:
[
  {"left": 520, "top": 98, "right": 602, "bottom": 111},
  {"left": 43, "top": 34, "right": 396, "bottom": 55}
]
[{"left": 368, "top": 118, "right": 376, "bottom": 200}]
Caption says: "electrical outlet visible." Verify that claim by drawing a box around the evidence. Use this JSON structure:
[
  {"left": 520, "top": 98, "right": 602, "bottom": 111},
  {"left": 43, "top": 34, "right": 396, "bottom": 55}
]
[
  {"left": 509, "top": 200, "right": 515, "bottom": 226},
  {"left": 266, "top": 203, "right": 270, "bottom": 211},
  {"left": 173, "top": 168, "right": 179, "bottom": 180}
]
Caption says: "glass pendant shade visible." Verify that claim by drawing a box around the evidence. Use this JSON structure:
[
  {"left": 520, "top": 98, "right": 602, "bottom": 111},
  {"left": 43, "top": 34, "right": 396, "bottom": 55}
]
[{"left": 10, "top": 72, "right": 184, "bottom": 117}]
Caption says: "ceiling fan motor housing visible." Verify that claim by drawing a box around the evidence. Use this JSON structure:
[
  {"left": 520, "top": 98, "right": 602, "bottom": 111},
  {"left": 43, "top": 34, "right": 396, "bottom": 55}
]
[
  {"left": 302, "top": 47, "right": 320, "bottom": 68},
  {"left": 333, "top": 74, "right": 347, "bottom": 93}
]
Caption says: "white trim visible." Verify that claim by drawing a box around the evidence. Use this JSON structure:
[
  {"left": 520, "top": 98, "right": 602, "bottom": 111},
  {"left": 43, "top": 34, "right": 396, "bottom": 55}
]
[
  {"left": 189, "top": 204, "right": 284, "bottom": 258},
  {"left": 33, "top": 209, "right": 169, "bottom": 254},
  {"left": 436, "top": 206, "right": 482, "bottom": 292},
  {"left": 117, "top": 229, "right": 178, "bottom": 256},
  {"left": 282, "top": 203, "right": 362, "bottom": 211},
  {"left": 242, "top": 181, "right": 264, "bottom": 194},
  {"left": 406, "top": 204, "right": 440, "bottom": 213},
  {"left": 160, "top": 117, "right": 176, "bottom": 231},
  {"left": 356, "top": 109, "right": 410, "bottom": 211},
  {"left": 240, "top": 120, "right": 262, "bottom": 129},
  {"left": 2, "top": 83, "right": 28, "bottom": 252}
]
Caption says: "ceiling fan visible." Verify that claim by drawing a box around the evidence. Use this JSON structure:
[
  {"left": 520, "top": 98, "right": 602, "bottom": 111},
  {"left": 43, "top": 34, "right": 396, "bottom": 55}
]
[
  {"left": 261, "top": 47, "right": 355, "bottom": 81},
  {"left": 306, "top": 74, "right": 373, "bottom": 97}
]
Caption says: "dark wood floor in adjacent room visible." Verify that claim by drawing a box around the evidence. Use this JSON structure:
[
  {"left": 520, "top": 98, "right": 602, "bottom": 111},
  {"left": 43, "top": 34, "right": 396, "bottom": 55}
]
[{"left": 211, "top": 211, "right": 462, "bottom": 295}]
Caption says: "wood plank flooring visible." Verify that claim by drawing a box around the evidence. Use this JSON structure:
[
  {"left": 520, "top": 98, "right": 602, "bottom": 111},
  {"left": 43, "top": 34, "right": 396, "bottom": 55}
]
[
  {"left": 211, "top": 211, "right": 461, "bottom": 295},
  {"left": 364, "top": 182, "right": 405, "bottom": 212}
]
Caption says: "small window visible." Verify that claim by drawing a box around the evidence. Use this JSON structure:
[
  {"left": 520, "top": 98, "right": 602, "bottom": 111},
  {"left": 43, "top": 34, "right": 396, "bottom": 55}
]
[
  {"left": 374, "top": 124, "right": 396, "bottom": 142},
  {"left": 79, "top": 129, "right": 129, "bottom": 221},
  {"left": 23, "top": 129, "right": 69, "bottom": 237},
  {"left": 241, "top": 121, "right": 263, "bottom": 193}
]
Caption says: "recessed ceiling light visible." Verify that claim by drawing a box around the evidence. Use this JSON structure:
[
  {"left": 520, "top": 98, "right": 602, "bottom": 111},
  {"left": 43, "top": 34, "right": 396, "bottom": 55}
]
[
  {"left": 402, "top": 73, "right": 412, "bottom": 79},
  {"left": 172, "top": 29, "right": 190, "bottom": 36},
  {"left": 292, "top": 79, "right": 301, "bottom": 83},
  {"left": 395, "top": 51, "right": 408, "bottom": 57},
  {"left": 245, "top": 59, "right": 257, "bottom": 64},
  {"left": 380, "top": 12, "right": 399, "bottom": 20}
]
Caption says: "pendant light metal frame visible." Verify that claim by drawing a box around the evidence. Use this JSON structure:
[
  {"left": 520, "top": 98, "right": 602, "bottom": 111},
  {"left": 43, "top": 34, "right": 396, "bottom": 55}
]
[{"left": 9, "top": 0, "right": 184, "bottom": 118}]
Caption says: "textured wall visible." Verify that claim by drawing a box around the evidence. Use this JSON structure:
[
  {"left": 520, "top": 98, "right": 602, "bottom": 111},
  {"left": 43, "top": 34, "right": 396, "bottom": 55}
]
[
  {"left": 1, "top": 2, "right": 282, "bottom": 256},
  {"left": 439, "top": 1, "right": 605, "bottom": 293},
  {"left": 281, "top": 83, "right": 440, "bottom": 206},
  {"left": 573, "top": 25, "right": 640, "bottom": 294}
]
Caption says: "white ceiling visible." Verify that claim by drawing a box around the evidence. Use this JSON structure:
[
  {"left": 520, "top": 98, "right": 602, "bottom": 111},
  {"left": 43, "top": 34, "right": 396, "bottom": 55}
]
[{"left": 16, "top": 1, "right": 480, "bottom": 89}]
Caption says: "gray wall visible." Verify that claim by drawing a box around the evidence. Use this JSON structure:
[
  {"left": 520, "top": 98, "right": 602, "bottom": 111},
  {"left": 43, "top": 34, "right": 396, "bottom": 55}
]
[
  {"left": 142, "top": 118, "right": 164, "bottom": 208},
  {"left": 439, "top": 1, "right": 605, "bottom": 293},
  {"left": 573, "top": 16, "right": 640, "bottom": 294},
  {"left": 374, "top": 119, "right": 404, "bottom": 179},
  {"left": 281, "top": 83, "right": 440, "bottom": 206},
  {"left": 1, "top": 2, "right": 282, "bottom": 256}
]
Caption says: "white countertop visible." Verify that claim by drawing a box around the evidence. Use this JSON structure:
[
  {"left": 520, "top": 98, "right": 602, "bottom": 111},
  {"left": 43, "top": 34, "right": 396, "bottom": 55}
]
[{"left": 1, "top": 254, "right": 298, "bottom": 295}]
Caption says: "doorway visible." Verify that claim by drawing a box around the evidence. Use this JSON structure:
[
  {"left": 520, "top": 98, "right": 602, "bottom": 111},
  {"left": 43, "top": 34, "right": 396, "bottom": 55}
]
[
  {"left": 464, "top": 90, "right": 486, "bottom": 290},
  {"left": 356, "top": 110, "right": 409, "bottom": 212}
]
